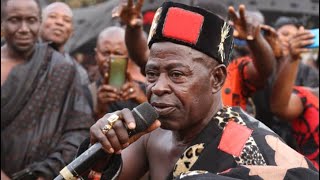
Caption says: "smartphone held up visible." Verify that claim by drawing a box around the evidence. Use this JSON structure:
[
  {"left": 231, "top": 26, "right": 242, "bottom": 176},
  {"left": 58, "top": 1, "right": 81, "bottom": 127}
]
[
  {"left": 107, "top": 55, "right": 128, "bottom": 89},
  {"left": 306, "top": 28, "right": 319, "bottom": 49}
]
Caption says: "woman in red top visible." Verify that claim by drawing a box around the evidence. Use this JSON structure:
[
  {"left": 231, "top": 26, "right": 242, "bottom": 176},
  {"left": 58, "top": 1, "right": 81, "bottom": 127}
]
[{"left": 270, "top": 27, "right": 319, "bottom": 169}]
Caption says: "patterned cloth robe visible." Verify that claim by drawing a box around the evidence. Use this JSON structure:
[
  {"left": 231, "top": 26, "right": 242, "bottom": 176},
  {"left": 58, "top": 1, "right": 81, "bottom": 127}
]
[
  {"left": 1, "top": 43, "right": 94, "bottom": 179},
  {"left": 91, "top": 106, "right": 318, "bottom": 180},
  {"left": 171, "top": 107, "right": 319, "bottom": 180}
]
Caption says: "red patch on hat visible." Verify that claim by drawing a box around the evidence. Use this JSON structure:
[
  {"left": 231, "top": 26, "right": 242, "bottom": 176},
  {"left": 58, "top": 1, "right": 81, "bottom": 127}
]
[
  {"left": 162, "top": 7, "right": 204, "bottom": 45},
  {"left": 218, "top": 120, "right": 253, "bottom": 157}
]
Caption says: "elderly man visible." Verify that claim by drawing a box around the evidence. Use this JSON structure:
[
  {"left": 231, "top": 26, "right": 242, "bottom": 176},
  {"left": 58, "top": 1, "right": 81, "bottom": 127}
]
[
  {"left": 92, "top": 26, "right": 147, "bottom": 119},
  {"left": 72, "top": 2, "right": 318, "bottom": 180},
  {"left": 117, "top": 0, "right": 276, "bottom": 114},
  {"left": 39, "top": 2, "right": 92, "bottom": 107},
  {"left": 1, "top": 0, "right": 93, "bottom": 179}
]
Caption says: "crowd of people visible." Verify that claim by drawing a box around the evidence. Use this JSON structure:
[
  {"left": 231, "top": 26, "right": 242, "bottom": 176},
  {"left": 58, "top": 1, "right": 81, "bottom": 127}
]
[{"left": 1, "top": 0, "right": 319, "bottom": 179}]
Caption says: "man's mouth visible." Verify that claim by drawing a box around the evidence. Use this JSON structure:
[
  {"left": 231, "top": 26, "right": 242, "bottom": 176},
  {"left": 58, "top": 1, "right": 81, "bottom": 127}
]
[
  {"left": 15, "top": 37, "right": 32, "bottom": 44},
  {"left": 151, "top": 102, "right": 176, "bottom": 116},
  {"left": 52, "top": 29, "right": 64, "bottom": 36}
]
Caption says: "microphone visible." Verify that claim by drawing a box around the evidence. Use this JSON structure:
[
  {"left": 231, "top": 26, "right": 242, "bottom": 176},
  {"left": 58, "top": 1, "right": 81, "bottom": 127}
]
[{"left": 54, "top": 102, "right": 159, "bottom": 180}]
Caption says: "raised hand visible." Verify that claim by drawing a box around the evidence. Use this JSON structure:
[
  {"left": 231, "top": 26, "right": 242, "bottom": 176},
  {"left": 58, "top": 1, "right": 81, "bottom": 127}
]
[
  {"left": 112, "top": 0, "right": 145, "bottom": 28},
  {"left": 228, "top": 4, "right": 261, "bottom": 40},
  {"left": 261, "top": 24, "right": 283, "bottom": 58},
  {"left": 288, "top": 27, "right": 314, "bottom": 61}
]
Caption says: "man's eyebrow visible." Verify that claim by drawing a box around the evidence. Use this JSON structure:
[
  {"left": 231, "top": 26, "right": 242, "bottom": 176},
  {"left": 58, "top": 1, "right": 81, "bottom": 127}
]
[
  {"left": 166, "top": 62, "right": 190, "bottom": 70},
  {"left": 145, "top": 63, "right": 158, "bottom": 70}
]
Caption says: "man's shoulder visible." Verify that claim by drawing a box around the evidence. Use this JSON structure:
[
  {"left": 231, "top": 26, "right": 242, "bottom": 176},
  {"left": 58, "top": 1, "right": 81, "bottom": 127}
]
[
  {"left": 148, "top": 128, "right": 171, "bottom": 146},
  {"left": 231, "top": 107, "right": 275, "bottom": 133}
]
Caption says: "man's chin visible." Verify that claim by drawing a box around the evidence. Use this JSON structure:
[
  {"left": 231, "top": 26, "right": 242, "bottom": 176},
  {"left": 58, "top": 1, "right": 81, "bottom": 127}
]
[{"left": 13, "top": 44, "right": 34, "bottom": 54}]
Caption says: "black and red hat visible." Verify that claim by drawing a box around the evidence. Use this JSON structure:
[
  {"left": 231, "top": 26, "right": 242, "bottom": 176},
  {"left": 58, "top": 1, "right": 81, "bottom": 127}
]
[{"left": 147, "top": 1, "right": 234, "bottom": 66}]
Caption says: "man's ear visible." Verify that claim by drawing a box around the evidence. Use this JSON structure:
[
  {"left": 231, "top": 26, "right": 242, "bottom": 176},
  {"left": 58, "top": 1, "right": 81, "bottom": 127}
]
[{"left": 210, "top": 64, "right": 227, "bottom": 94}]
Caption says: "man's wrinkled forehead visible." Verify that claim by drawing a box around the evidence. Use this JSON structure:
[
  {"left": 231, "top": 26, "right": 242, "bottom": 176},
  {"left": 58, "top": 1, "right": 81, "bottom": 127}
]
[
  {"left": 150, "top": 42, "right": 212, "bottom": 61},
  {"left": 97, "top": 27, "right": 125, "bottom": 48},
  {"left": 4, "top": 0, "right": 40, "bottom": 16}
]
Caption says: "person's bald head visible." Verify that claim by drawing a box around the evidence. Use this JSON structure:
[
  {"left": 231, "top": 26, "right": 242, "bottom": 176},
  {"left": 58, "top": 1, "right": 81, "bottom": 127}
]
[
  {"left": 2, "top": 0, "right": 41, "bottom": 23},
  {"left": 40, "top": 2, "right": 73, "bottom": 52},
  {"left": 43, "top": 2, "right": 73, "bottom": 18},
  {"left": 96, "top": 26, "right": 125, "bottom": 48},
  {"left": 95, "top": 26, "right": 128, "bottom": 76}
]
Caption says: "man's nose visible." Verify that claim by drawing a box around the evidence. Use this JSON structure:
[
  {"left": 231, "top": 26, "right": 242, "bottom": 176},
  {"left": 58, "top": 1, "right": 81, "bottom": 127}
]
[
  {"left": 18, "top": 21, "right": 30, "bottom": 33},
  {"left": 54, "top": 17, "right": 64, "bottom": 26},
  {"left": 151, "top": 74, "right": 172, "bottom": 96}
]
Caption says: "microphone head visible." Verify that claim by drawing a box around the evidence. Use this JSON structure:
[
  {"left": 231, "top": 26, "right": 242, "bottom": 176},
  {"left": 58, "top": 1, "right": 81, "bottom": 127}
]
[{"left": 132, "top": 102, "right": 159, "bottom": 133}]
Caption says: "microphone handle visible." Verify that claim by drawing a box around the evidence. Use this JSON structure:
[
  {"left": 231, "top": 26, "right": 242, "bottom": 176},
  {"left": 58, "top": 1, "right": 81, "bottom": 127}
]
[{"left": 54, "top": 143, "right": 105, "bottom": 180}]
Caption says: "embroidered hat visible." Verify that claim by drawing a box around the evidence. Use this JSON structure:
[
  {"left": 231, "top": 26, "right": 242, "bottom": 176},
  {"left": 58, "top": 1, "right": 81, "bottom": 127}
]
[{"left": 147, "top": 1, "right": 234, "bottom": 66}]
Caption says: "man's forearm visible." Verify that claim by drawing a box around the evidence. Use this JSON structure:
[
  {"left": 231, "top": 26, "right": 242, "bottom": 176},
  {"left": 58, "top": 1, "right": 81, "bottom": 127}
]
[
  {"left": 270, "top": 58, "right": 299, "bottom": 113},
  {"left": 247, "top": 32, "right": 276, "bottom": 80},
  {"left": 125, "top": 26, "right": 149, "bottom": 72}
]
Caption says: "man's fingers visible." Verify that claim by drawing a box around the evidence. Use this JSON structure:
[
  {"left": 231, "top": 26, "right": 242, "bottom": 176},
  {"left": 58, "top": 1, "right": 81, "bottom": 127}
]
[
  {"left": 298, "top": 48, "right": 310, "bottom": 54},
  {"left": 239, "top": 4, "right": 246, "bottom": 23},
  {"left": 136, "top": 0, "right": 144, "bottom": 13},
  {"left": 90, "top": 124, "right": 114, "bottom": 153},
  {"left": 98, "top": 90, "right": 119, "bottom": 100},
  {"left": 296, "top": 40, "right": 314, "bottom": 48},
  {"left": 228, "top": 6, "right": 238, "bottom": 22},
  {"left": 120, "top": 108, "right": 136, "bottom": 130},
  {"left": 127, "top": 0, "right": 133, "bottom": 7},
  {"left": 105, "top": 129, "right": 122, "bottom": 152},
  {"left": 261, "top": 24, "right": 276, "bottom": 36},
  {"left": 112, "top": 120, "right": 130, "bottom": 147}
]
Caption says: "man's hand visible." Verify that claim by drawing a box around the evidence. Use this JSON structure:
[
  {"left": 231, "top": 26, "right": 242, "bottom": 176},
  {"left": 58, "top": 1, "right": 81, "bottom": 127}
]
[
  {"left": 120, "top": 81, "right": 147, "bottom": 103},
  {"left": 261, "top": 24, "right": 283, "bottom": 59},
  {"left": 90, "top": 109, "right": 161, "bottom": 154},
  {"left": 288, "top": 27, "right": 314, "bottom": 61},
  {"left": 112, "top": 0, "right": 145, "bottom": 28},
  {"left": 228, "top": 4, "right": 261, "bottom": 40},
  {"left": 97, "top": 85, "right": 120, "bottom": 106}
]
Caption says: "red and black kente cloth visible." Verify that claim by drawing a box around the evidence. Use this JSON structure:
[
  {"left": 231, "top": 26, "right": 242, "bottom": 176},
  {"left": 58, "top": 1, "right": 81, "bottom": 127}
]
[{"left": 292, "top": 86, "right": 319, "bottom": 170}]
